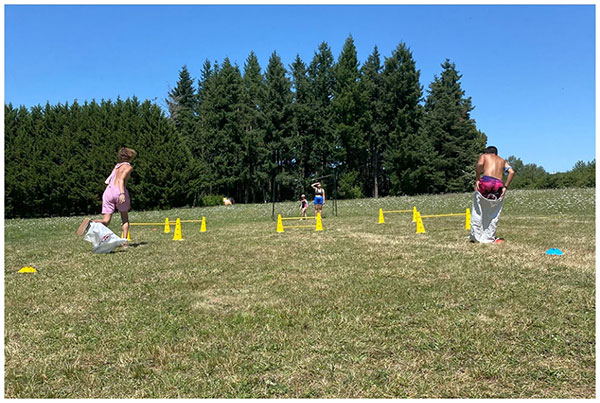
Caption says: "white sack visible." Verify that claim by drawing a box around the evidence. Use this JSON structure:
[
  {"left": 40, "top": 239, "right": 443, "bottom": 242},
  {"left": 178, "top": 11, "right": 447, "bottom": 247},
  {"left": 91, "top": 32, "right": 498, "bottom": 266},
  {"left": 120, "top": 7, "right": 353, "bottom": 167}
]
[
  {"left": 84, "top": 222, "right": 128, "bottom": 253},
  {"left": 469, "top": 191, "right": 504, "bottom": 243}
]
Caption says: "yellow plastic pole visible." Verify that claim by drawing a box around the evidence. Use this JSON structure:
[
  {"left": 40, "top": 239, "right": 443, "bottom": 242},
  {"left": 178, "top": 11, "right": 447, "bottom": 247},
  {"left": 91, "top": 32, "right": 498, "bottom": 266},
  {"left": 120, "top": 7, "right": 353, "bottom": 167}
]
[
  {"left": 378, "top": 208, "right": 385, "bottom": 224},
  {"left": 164, "top": 218, "right": 170, "bottom": 233},
  {"left": 200, "top": 216, "right": 206, "bottom": 232},
  {"left": 276, "top": 214, "right": 284, "bottom": 233},
  {"left": 465, "top": 208, "right": 471, "bottom": 230}
]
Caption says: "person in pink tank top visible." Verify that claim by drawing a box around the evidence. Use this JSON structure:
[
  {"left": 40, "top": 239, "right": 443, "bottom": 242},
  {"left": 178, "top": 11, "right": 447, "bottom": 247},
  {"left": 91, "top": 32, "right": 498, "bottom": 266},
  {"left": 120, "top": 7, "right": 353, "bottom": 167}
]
[{"left": 78, "top": 147, "right": 137, "bottom": 244}]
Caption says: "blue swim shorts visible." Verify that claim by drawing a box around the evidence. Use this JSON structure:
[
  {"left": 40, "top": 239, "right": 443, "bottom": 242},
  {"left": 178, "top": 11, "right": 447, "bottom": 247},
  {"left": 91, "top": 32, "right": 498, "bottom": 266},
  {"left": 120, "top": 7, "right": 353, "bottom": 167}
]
[{"left": 314, "top": 196, "right": 323, "bottom": 205}]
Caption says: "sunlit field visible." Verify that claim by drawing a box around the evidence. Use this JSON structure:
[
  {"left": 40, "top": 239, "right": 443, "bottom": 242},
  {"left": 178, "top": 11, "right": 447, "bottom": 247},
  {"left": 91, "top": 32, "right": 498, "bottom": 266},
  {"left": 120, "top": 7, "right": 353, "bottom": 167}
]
[{"left": 4, "top": 188, "right": 595, "bottom": 398}]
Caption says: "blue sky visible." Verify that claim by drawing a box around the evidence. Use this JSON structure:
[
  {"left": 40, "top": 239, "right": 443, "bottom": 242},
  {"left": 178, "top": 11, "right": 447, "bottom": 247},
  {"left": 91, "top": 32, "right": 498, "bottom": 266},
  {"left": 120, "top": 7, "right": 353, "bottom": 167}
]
[{"left": 4, "top": 4, "right": 595, "bottom": 173}]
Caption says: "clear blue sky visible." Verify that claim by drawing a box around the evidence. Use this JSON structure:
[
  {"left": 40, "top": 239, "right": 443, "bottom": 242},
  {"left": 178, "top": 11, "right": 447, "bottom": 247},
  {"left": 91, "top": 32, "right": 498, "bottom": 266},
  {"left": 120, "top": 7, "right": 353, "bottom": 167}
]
[{"left": 4, "top": 4, "right": 595, "bottom": 173}]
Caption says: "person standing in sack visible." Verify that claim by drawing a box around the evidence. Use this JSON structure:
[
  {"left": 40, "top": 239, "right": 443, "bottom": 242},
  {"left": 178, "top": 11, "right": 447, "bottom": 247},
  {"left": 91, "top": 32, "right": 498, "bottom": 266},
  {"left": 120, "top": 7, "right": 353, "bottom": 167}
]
[
  {"left": 469, "top": 146, "right": 515, "bottom": 243},
  {"left": 78, "top": 147, "right": 137, "bottom": 244}
]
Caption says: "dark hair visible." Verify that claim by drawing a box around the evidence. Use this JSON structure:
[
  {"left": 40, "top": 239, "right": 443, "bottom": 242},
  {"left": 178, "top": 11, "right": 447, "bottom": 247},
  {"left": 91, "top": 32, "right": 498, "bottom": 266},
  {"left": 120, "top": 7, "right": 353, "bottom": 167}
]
[{"left": 484, "top": 146, "right": 498, "bottom": 155}]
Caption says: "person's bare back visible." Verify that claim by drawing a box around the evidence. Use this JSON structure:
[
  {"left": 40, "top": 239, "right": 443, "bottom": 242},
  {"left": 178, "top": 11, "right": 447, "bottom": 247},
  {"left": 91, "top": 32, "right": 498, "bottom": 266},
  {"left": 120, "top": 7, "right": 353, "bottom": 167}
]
[
  {"left": 475, "top": 146, "right": 515, "bottom": 199},
  {"left": 479, "top": 153, "right": 507, "bottom": 180}
]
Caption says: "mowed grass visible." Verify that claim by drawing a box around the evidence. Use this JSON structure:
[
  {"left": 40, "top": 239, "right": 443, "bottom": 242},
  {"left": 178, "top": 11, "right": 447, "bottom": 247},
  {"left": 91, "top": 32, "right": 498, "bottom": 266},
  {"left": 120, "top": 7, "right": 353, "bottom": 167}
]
[{"left": 4, "top": 188, "right": 595, "bottom": 398}]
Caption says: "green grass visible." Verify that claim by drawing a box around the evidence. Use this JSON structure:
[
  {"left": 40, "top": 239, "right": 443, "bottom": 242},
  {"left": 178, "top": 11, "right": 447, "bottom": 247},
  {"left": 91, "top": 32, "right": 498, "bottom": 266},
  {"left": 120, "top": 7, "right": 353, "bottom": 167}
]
[{"left": 4, "top": 188, "right": 595, "bottom": 398}]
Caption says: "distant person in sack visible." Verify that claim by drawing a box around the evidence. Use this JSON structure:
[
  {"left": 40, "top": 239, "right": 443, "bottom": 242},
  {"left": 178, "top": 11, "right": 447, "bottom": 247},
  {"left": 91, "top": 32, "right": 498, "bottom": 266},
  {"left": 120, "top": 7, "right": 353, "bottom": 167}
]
[
  {"left": 78, "top": 147, "right": 137, "bottom": 245},
  {"left": 469, "top": 146, "right": 515, "bottom": 244}
]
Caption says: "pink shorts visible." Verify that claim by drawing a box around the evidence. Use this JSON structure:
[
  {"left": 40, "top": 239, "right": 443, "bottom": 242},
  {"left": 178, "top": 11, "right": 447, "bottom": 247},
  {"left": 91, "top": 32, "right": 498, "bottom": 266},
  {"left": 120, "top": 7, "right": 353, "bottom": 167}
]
[{"left": 102, "top": 186, "right": 130, "bottom": 214}]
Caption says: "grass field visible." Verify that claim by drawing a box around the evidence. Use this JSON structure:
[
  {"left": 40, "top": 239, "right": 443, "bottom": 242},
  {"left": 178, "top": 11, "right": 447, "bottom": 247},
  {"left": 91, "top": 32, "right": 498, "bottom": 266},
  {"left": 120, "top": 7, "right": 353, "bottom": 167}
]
[{"left": 4, "top": 188, "right": 595, "bottom": 398}]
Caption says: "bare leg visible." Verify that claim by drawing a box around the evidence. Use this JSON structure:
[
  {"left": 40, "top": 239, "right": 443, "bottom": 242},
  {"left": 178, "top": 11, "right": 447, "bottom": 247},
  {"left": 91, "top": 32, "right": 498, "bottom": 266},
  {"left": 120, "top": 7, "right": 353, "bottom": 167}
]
[
  {"left": 120, "top": 211, "right": 130, "bottom": 244},
  {"left": 94, "top": 214, "right": 112, "bottom": 227}
]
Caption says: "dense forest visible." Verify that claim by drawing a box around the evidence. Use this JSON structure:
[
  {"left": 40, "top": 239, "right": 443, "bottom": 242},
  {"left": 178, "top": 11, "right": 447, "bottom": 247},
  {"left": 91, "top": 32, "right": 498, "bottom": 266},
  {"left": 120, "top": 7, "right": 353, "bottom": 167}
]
[{"left": 4, "top": 36, "right": 594, "bottom": 218}]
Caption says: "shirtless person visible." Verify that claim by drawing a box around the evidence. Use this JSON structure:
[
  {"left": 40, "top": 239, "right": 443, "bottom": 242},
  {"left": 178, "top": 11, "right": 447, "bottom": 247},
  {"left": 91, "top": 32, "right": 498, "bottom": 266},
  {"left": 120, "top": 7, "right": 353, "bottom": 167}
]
[
  {"left": 470, "top": 146, "right": 515, "bottom": 244},
  {"left": 475, "top": 146, "right": 515, "bottom": 200}
]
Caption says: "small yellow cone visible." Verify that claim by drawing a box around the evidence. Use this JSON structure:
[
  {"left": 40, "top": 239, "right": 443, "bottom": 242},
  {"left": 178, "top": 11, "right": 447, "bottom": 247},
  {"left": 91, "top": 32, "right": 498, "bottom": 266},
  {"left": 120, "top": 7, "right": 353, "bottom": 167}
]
[
  {"left": 19, "top": 266, "right": 36, "bottom": 273},
  {"left": 465, "top": 208, "right": 471, "bottom": 230},
  {"left": 200, "top": 216, "right": 207, "bottom": 232},
  {"left": 378, "top": 208, "right": 385, "bottom": 224},
  {"left": 276, "top": 214, "right": 284, "bottom": 233},
  {"left": 315, "top": 212, "right": 323, "bottom": 231},
  {"left": 121, "top": 230, "right": 131, "bottom": 240},
  {"left": 412, "top": 206, "right": 417, "bottom": 223},
  {"left": 416, "top": 211, "right": 426, "bottom": 234},
  {"left": 173, "top": 218, "right": 183, "bottom": 240},
  {"left": 164, "top": 218, "right": 170, "bottom": 233}
]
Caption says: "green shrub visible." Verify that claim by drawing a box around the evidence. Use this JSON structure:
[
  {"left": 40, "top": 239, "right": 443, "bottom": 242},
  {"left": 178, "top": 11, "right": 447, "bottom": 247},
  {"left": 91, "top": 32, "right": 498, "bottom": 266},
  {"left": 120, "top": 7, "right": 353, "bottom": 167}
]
[{"left": 200, "top": 194, "right": 225, "bottom": 207}]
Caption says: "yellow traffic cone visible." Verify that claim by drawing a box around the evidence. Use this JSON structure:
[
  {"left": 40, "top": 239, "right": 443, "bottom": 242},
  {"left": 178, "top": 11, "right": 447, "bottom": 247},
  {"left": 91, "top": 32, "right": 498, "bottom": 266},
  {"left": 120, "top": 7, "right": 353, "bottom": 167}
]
[
  {"left": 465, "top": 208, "right": 471, "bottom": 230},
  {"left": 378, "top": 208, "right": 385, "bottom": 224},
  {"left": 315, "top": 212, "right": 323, "bottom": 231},
  {"left": 173, "top": 218, "right": 183, "bottom": 240},
  {"left": 416, "top": 211, "right": 426, "bottom": 234},
  {"left": 19, "top": 266, "right": 37, "bottom": 273},
  {"left": 200, "top": 216, "right": 206, "bottom": 232},
  {"left": 412, "top": 206, "right": 417, "bottom": 223},
  {"left": 164, "top": 218, "right": 170, "bottom": 233},
  {"left": 276, "top": 214, "right": 284, "bottom": 233},
  {"left": 121, "top": 230, "right": 131, "bottom": 240}
]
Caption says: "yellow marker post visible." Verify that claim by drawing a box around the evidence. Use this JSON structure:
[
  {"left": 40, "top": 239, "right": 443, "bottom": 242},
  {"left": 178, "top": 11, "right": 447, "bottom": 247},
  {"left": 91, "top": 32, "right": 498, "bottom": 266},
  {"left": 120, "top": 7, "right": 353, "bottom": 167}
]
[
  {"left": 412, "top": 206, "right": 417, "bottom": 223},
  {"left": 315, "top": 213, "right": 323, "bottom": 231},
  {"left": 378, "top": 208, "right": 385, "bottom": 224},
  {"left": 19, "top": 266, "right": 37, "bottom": 273},
  {"left": 416, "top": 211, "right": 426, "bottom": 234},
  {"left": 276, "top": 214, "right": 284, "bottom": 233},
  {"left": 465, "top": 208, "right": 471, "bottom": 230},
  {"left": 173, "top": 218, "right": 183, "bottom": 240},
  {"left": 121, "top": 230, "right": 131, "bottom": 240},
  {"left": 164, "top": 218, "right": 170, "bottom": 233},
  {"left": 200, "top": 216, "right": 207, "bottom": 232}
]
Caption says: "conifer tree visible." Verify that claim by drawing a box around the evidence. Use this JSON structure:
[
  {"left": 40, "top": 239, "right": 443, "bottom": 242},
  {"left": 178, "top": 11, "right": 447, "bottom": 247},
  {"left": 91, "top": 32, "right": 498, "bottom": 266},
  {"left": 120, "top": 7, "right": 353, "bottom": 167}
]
[
  {"left": 263, "top": 51, "right": 293, "bottom": 201},
  {"left": 333, "top": 35, "right": 365, "bottom": 198},
  {"left": 360, "top": 46, "right": 386, "bottom": 197},
  {"left": 290, "top": 54, "right": 314, "bottom": 191},
  {"left": 166, "top": 65, "right": 197, "bottom": 134},
  {"left": 206, "top": 58, "right": 245, "bottom": 199},
  {"left": 423, "top": 59, "right": 486, "bottom": 192},
  {"left": 307, "top": 42, "right": 336, "bottom": 179},
  {"left": 381, "top": 42, "right": 425, "bottom": 195},
  {"left": 241, "top": 51, "right": 268, "bottom": 202},
  {"left": 186, "top": 60, "right": 218, "bottom": 204}
]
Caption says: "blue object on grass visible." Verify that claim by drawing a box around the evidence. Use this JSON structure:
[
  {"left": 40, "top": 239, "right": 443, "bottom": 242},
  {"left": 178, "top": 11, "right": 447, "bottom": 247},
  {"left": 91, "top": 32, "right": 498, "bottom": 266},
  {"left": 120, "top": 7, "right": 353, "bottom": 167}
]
[{"left": 545, "top": 248, "right": 564, "bottom": 256}]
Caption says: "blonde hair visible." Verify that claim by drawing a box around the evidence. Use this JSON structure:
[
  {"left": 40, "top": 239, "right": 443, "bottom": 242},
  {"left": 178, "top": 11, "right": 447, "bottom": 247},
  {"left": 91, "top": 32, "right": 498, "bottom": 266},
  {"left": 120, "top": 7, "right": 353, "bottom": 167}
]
[{"left": 118, "top": 147, "right": 137, "bottom": 163}]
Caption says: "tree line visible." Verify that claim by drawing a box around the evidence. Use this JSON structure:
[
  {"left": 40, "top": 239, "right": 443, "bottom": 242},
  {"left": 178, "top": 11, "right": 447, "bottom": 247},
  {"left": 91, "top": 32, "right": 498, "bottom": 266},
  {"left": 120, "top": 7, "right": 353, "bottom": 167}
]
[
  {"left": 167, "top": 37, "right": 486, "bottom": 205},
  {"left": 4, "top": 36, "right": 593, "bottom": 218}
]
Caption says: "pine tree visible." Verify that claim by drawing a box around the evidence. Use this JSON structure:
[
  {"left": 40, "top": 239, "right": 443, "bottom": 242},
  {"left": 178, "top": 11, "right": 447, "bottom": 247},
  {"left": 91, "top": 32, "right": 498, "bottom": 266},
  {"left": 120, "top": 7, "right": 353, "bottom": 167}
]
[
  {"left": 208, "top": 58, "right": 245, "bottom": 199},
  {"left": 166, "top": 65, "right": 197, "bottom": 134},
  {"left": 333, "top": 35, "right": 366, "bottom": 198},
  {"left": 290, "top": 54, "right": 314, "bottom": 193},
  {"left": 307, "top": 42, "right": 336, "bottom": 179},
  {"left": 423, "top": 59, "right": 486, "bottom": 192},
  {"left": 241, "top": 51, "right": 268, "bottom": 203},
  {"left": 360, "top": 46, "right": 386, "bottom": 197},
  {"left": 263, "top": 51, "right": 293, "bottom": 201},
  {"left": 381, "top": 42, "right": 425, "bottom": 195}
]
